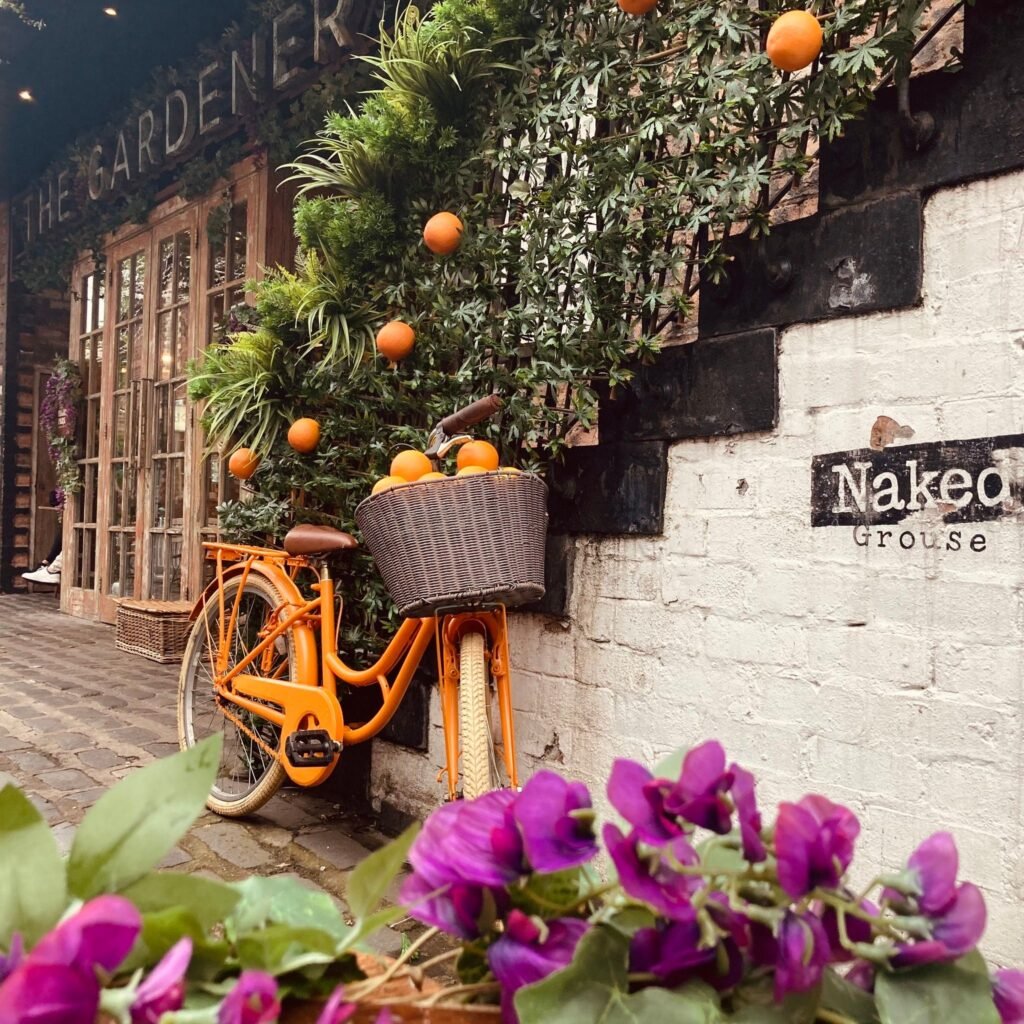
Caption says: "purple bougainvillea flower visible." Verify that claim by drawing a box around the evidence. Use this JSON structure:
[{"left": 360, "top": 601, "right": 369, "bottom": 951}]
[
  {"left": 820, "top": 902, "right": 875, "bottom": 963},
  {"left": 892, "top": 882, "right": 987, "bottom": 968},
  {"left": 31, "top": 895, "right": 142, "bottom": 974},
  {"left": 0, "top": 935, "right": 24, "bottom": 984},
  {"left": 316, "top": 986, "right": 357, "bottom": 1024},
  {"left": 907, "top": 832, "right": 959, "bottom": 915},
  {"left": 488, "top": 910, "right": 588, "bottom": 1024},
  {"left": 604, "top": 824, "right": 701, "bottom": 920},
  {"left": 131, "top": 938, "right": 192, "bottom": 1024},
  {"left": 775, "top": 795, "right": 860, "bottom": 898},
  {"left": 607, "top": 759, "right": 682, "bottom": 845},
  {"left": 408, "top": 790, "right": 524, "bottom": 889},
  {"left": 729, "top": 764, "right": 766, "bottom": 863},
  {"left": 0, "top": 961, "right": 100, "bottom": 1024},
  {"left": 218, "top": 971, "right": 280, "bottom": 1024},
  {"left": 400, "top": 873, "right": 500, "bottom": 940},
  {"left": 994, "top": 969, "right": 1024, "bottom": 1024},
  {"left": 374, "top": 1011, "right": 394, "bottom": 1024},
  {"left": 664, "top": 741, "right": 735, "bottom": 835},
  {"left": 775, "top": 912, "right": 830, "bottom": 1001},
  {"left": 513, "top": 771, "right": 598, "bottom": 872},
  {"left": 846, "top": 961, "right": 876, "bottom": 993},
  {"left": 630, "top": 917, "right": 741, "bottom": 992}
]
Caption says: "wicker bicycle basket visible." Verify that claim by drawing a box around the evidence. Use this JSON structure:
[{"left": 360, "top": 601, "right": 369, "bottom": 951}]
[{"left": 355, "top": 471, "right": 548, "bottom": 618}]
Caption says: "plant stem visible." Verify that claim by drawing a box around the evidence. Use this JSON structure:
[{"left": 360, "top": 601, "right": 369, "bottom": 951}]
[
  {"left": 816, "top": 1012, "right": 858, "bottom": 1024},
  {"left": 345, "top": 927, "right": 440, "bottom": 1000}
]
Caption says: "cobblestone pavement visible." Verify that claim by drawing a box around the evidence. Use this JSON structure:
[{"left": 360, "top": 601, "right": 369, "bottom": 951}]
[{"left": 0, "top": 593, "right": 408, "bottom": 956}]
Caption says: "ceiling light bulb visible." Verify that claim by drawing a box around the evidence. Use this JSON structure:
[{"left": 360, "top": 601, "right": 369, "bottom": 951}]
[
  {"left": 17, "top": 88, "right": 34, "bottom": 102},
  {"left": 103, "top": 6, "right": 118, "bottom": 15}
]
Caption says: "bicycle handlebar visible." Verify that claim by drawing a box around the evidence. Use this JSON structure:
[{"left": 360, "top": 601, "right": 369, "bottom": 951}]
[{"left": 440, "top": 395, "right": 503, "bottom": 435}]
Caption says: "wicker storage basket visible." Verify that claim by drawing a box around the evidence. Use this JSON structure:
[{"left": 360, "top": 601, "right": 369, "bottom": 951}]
[
  {"left": 355, "top": 471, "right": 548, "bottom": 617},
  {"left": 115, "top": 599, "right": 194, "bottom": 664}
]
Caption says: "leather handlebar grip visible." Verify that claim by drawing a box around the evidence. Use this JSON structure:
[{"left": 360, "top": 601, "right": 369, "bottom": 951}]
[{"left": 440, "top": 395, "right": 504, "bottom": 435}]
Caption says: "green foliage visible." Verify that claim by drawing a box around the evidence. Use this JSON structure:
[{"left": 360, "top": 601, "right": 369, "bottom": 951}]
[
  {"left": 191, "top": 0, "right": 936, "bottom": 656},
  {"left": 875, "top": 953, "right": 1002, "bottom": 1024},
  {"left": 67, "top": 735, "right": 222, "bottom": 899},
  {"left": 0, "top": 785, "right": 66, "bottom": 944}
]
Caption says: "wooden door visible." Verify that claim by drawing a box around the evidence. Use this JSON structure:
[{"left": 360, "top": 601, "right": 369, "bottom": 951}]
[
  {"left": 31, "top": 369, "right": 59, "bottom": 568},
  {"left": 63, "top": 263, "right": 106, "bottom": 619}
]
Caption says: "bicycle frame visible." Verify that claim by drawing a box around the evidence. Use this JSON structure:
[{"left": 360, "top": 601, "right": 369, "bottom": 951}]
[{"left": 195, "top": 543, "right": 520, "bottom": 800}]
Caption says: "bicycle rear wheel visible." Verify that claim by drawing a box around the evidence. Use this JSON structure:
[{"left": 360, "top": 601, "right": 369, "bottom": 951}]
[
  {"left": 177, "top": 574, "right": 292, "bottom": 817},
  {"left": 458, "top": 630, "right": 501, "bottom": 799}
]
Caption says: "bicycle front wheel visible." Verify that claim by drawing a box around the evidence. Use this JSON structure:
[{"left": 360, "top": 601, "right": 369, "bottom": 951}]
[
  {"left": 458, "top": 630, "right": 501, "bottom": 800},
  {"left": 177, "top": 573, "right": 292, "bottom": 817}
]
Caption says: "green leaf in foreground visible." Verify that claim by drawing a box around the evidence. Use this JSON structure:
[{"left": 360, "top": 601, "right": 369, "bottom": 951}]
[
  {"left": 228, "top": 875, "right": 350, "bottom": 944},
  {"left": 121, "top": 871, "right": 241, "bottom": 931},
  {"left": 516, "top": 925, "right": 723, "bottom": 1024},
  {"left": 67, "top": 735, "right": 222, "bottom": 899},
  {"left": 0, "top": 784, "right": 67, "bottom": 944},
  {"left": 875, "top": 956, "right": 1001, "bottom": 1024},
  {"left": 821, "top": 968, "right": 881, "bottom": 1023},
  {"left": 345, "top": 822, "right": 419, "bottom": 922}
]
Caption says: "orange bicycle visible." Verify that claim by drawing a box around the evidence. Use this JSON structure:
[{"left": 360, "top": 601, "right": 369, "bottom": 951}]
[{"left": 176, "top": 396, "right": 547, "bottom": 817}]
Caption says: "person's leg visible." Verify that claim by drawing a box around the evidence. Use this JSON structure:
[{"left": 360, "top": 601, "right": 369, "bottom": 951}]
[
  {"left": 44, "top": 533, "right": 61, "bottom": 564},
  {"left": 23, "top": 540, "right": 63, "bottom": 584}
]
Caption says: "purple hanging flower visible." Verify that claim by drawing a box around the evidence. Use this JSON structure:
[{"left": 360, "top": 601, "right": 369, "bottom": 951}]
[
  {"left": 316, "top": 987, "right": 357, "bottom": 1024},
  {"left": 846, "top": 961, "right": 876, "bottom": 993},
  {"left": 0, "top": 936, "right": 24, "bottom": 984},
  {"left": 400, "top": 873, "right": 501, "bottom": 940},
  {"left": 994, "top": 969, "right": 1024, "bottom": 1024},
  {"left": 131, "top": 938, "right": 192, "bottom": 1024},
  {"left": 820, "top": 902, "right": 875, "bottom": 962},
  {"left": 730, "top": 764, "right": 766, "bottom": 864},
  {"left": 891, "top": 883, "right": 987, "bottom": 968},
  {"left": 603, "top": 824, "right": 701, "bottom": 920},
  {"left": 607, "top": 760, "right": 682, "bottom": 846},
  {"left": 488, "top": 910, "right": 588, "bottom": 1024},
  {"left": 775, "top": 912, "right": 830, "bottom": 1002},
  {"left": 664, "top": 741, "right": 735, "bottom": 834},
  {"left": 0, "top": 962, "right": 100, "bottom": 1024},
  {"left": 513, "top": 772, "right": 598, "bottom": 872},
  {"left": 218, "top": 971, "right": 280, "bottom": 1024},
  {"left": 905, "top": 832, "right": 959, "bottom": 915},
  {"left": 630, "top": 917, "right": 742, "bottom": 991},
  {"left": 407, "top": 790, "right": 524, "bottom": 889},
  {"left": 775, "top": 795, "right": 860, "bottom": 898},
  {"left": 30, "top": 895, "right": 141, "bottom": 974}
]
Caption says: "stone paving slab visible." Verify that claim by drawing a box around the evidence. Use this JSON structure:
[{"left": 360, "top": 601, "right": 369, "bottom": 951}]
[{"left": 0, "top": 593, "right": 416, "bottom": 951}]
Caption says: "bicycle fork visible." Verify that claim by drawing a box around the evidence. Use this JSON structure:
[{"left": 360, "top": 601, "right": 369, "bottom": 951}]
[{"left": 436, "top": 607, "right": 520, "bottom": 800}]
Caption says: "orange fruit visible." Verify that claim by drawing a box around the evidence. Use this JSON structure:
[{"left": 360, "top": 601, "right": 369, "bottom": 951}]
[
  {"left": 228, "top": 448, "right": 260, "bottom": 480},
  {"left": 287, "top": 417, "right": 321, "bottom": 453},
  {"left": 372, "top": 475, "right": 408, "bottom": 495},
  {"left": 423, "top": 212, "right": 464, "bottom": 256},
  {"left": 766, "top": 10, "right": 823, "bottom": 72},
  {"left": 390, "top": 450, "right": 433, "bottom": 482},
  {"left": 617, "top": 0, "right": 658, "bottom": 13},
  {"left": 420, "top": 471, "right": 447, "bottom": 481},
  {"left": 376, "top": 321, "right": 416, "bottom": 362},
  {"left": 456, "top": 440, "right": 500, "bottom": 472},
  {"left": 457, "top": 466, "right": 488, "bottom": 477}
]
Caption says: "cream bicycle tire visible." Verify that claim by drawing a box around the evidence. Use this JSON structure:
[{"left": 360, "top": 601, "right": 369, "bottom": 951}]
[
  {"left": 458, "top": 630, "right": 495, "bottom": 800},
  {"left": 177, "top": 574, "right": 290, "bottom": 817}
]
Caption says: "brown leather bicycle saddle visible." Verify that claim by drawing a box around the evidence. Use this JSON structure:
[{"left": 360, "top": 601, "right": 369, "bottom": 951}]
[{"left": 283, "top": 524, "right": 359, "bottom": 557}]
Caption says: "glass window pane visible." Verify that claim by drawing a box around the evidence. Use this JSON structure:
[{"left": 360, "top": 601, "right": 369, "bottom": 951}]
[
  {"left": 168, "top": 535, "right": 183, "bottom": 600},
  {"left": 85, "top": 464, "right": 98, "bottom": 523},
  {"left": 125, "top": 465, "right": 138, "bottom": 527},
  {"left": 152, "top": 461, "right": 167, "bottom": 529},
  {"left": 160, "top": 237, "right": 174, "bottom": 306},
  {"left": 125, "top": 535, "right": 136, "bottom": 596},
  {"left": 158, "top": 313, "right": 174, "bottom": 380},
  {"left": 118, "top": 258, "right": 131, "bottom": 320},
  {"left": 172, "top": 384, "right": 187, "bottom": 453},
  {"left": 230, "top": 202, "right": 248, "bottom": 282},
  {"left": 108, "top": 533, "right": 122, "bottom": 596},
  {"left": 175, "top": 307, "right": 189, "bottom": 373},
  {"left": 153, "top": 387, "right": 168, "bottom": 452},
  {"left": 116, "top": 327, "right": 130, "bottom": 389},
  {"left": 133, "top": 251, "right": 146, "bottom": 317},
  {"left": 96, "top": 275, "right": 105, "bottom": 331},
  {"left": 113, "top": 397, "right": 127, "bottom": 459},
  {"left": 177, "top": 231, "right": 192, "bottom": 301},
  {"left": 82, "top": 274, "right": 94, "bottom": 333},
  {"left": 111, "top": 462, "right": 124, "bottom": 522},
  {"left": 169, "top": 459, "right": 184, "bottom": 525},
  {"left": 150, "top": 533, "right": 165, "bottom": 599}
]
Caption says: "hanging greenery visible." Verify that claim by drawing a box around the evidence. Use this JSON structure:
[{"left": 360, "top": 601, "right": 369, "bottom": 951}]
[
  {"left": 40, "top": 358, "right": 83, "bottom": 509},
  {"left": 189, "top": 0, "right": 938, "bottom": 657}
]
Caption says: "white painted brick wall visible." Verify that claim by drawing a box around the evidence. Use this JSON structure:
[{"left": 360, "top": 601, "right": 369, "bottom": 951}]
[{"left": 371, "top": 169, "right": 1024, "bottom": 965}]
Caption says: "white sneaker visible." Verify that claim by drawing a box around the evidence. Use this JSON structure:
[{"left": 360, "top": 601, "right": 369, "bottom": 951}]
[{"left": 23, "top": 562, "right": 61, "bottom": 585}]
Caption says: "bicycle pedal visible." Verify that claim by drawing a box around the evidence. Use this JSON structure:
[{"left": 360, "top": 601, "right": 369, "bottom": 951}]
[{"left": 285, "top": 729, "right": 341, "bottom": 768}]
